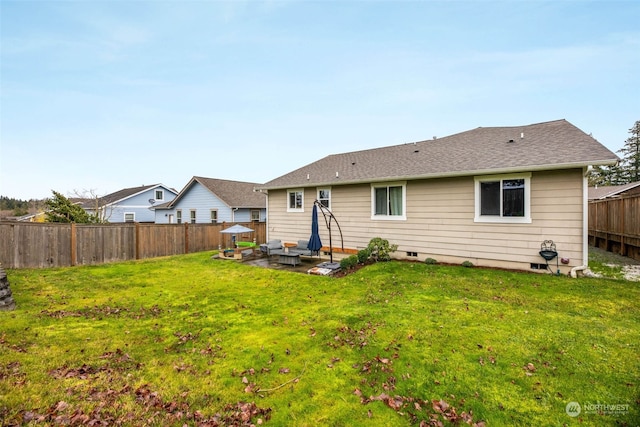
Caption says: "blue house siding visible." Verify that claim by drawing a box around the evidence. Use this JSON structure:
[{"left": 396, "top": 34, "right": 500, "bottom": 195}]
[
  {"left": 154, "top": 181, "right": 266, "bottom": 224},
  {"left": 231, "top": 208, "right": 266, "bottom": 222},
  {"left": 105, "top": 186, "right": 177, "bottom": 223}
]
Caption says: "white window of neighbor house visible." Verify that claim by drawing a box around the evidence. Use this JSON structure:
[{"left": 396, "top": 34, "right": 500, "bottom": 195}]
[
  {"left": 317, "top": 188, "right": 331, "bottom": 209},
  {"left": 371, "top": 182, "right": 406, "bottom": 220},
  {"left": 176, "top": 210, "right": 182, "bottom": 224},
  {"left": 124, "top": 212, "right": 135, "bottom": 223},
  {"left": 190, "top": 209, "right": 197, "bottom": 224},
  {"left": 210, "top": 210, "right": 218, "bottom": 223},
  {"left": 251, "top": 210, "right": 260, "bottom": 221},
  {"left": 474, "top": 173, "right": 531, "bottom": 223},
  {"left": 155, "top": 189, "right": 164, "bottom": 201},
  {"left": 287, "top": 189, "right": 304, "bottom": 212}
]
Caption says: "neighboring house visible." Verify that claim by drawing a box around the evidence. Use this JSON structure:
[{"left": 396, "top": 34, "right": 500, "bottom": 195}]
[
  {"left": 83, "top": 184, "right": 178, "bottom": 223},
  {"left": 154, "top": 176, "right": 266, "bottom": 224},
  {"left": 7, "top": 212, "right": 46, "bottom": 222},
  {"left": 257, "top": 119, "right": 618, "bottom": 274},
  {"left": 588, "top": 181, "right": 640, "bottom": 200}
]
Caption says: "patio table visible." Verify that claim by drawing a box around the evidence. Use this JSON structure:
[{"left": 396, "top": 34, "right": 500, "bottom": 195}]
[{"left": 278, "top": 253, "right": 301, "bottom": 266}]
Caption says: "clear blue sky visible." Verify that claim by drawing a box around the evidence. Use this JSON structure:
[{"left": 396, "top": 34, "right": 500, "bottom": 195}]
[{"left": 1, "top": 0, "right": 638, "bottom": 200}]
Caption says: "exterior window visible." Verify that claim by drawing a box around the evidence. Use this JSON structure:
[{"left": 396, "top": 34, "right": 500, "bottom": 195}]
[
  {"left": 124, "top": 212, "right": 135, "bottom": 223},
  {"left": 190, "top": 210, "right": 196, "bottom": 224},
  {"left": 155, "top": 189, "right": 164, "bottom": 201},
  {"left": 251, "top": 210, "right": 260, "bottom": 221},
  {"left": 210, "top": 210, "right": 218, "bottom": 223},
  {"left": 287, "top": 189, "right": 304, "bottom": 212},
  {"left": 176, "top": 210, "right": 182, "bottom": 224},
  {"left": 475, "top": 173, "right": 531, "bottom": 223},
  {"left": 371, "top": 182, "right": 406, "bottom": 220},
  {"left": 317, "top": 188, "right": 331, "bottom": 209}
]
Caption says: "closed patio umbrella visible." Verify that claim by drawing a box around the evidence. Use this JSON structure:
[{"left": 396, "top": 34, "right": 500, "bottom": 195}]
[{"left": 307, "top": 204, "right": 322, "bottom": 256}]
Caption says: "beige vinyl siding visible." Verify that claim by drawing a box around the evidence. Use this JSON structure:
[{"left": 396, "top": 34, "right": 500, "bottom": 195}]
[{"left": 265, "top": 168, "right": 585, "bottom": 273}]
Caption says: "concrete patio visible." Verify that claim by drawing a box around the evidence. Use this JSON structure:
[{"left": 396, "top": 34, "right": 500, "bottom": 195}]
[{"left": 213, "top": 252, "right": 340, "bottom": 275}]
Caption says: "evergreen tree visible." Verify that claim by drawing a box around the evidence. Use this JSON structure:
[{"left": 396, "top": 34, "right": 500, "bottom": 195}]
[
  {"left": 45, "top": 191, "right": 99, "bottom": 223},
  {"left": 617, "top": 120, "right": 640, "bottom": 183},
  {"left": 588, "top": 120, "right": 640, "bottom": 186},
  {"left": 588, "top": 165, "right": 620, "bottom": 186}
]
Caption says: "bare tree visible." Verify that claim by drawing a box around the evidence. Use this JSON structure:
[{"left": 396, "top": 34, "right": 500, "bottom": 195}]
[{"left": 71, "top": 189, "right": 113, "bottom": 223}]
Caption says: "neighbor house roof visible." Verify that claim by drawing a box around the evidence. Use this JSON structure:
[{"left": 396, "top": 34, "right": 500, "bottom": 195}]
[
  {"left": 258, "top": 119, "right": 618, "bottom": 190},
  {"left": 79, "top": 184, "right": 173, "bottom": 208},
  {"left": 588, "top": 181, "right": 640, "bottom": 200},
  {"left": 160, "top": 177, "right": 266, "bottom": 209}
]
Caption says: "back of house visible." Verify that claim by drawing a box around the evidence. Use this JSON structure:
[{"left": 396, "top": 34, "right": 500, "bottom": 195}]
[{"left": 257, "top": 119, "right": 618, "bottom": 274}]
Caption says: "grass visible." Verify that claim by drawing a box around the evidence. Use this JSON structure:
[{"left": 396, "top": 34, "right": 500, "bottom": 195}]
[{"left": 1, "top": 252, "right": 639, "bottom": 426}]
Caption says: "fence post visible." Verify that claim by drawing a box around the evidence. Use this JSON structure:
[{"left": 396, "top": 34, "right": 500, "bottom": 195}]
[{"left": 70, "top": 223, "right": 76, "bottom": 266}]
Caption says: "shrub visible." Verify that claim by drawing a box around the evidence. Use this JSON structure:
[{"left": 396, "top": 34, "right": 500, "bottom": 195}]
[
  {"left": 424, "top": 258, "right": 438, "bottom": 265},
  {"left": 461, "top": 261, "right": 474, "bottom": 268},
  {"left": 357, "top": 248, "right": 372, "bottom": 264},
  {"left": 340, "top": 255, "right": 358, "bottom": 271},
  {"left": 366, "top": 237, "right": 398, "bottom": 262}
]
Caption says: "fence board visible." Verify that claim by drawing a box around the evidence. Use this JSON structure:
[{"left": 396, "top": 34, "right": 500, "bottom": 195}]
[
  {"left": 0, "top": 221, "right": 266, "bottom": 268},
  {"left": 588, "top": 194, "right": 640, "bottom": 261}
]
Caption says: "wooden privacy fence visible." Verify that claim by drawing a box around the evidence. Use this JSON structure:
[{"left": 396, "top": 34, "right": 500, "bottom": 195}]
[
  {"left": 588, "top": 194, "right": 640, "bottom": 261},
  {"left": 0, "top": 222, "right": 266, "bottom": 269}
]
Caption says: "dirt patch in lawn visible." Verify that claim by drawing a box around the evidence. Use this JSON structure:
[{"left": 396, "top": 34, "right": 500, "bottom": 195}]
[{"left": 589, "top": 246, "right": 640, "bottom": 281}]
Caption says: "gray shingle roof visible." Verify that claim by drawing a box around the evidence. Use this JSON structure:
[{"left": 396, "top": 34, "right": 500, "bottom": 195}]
[
  {"left": 169, "top": 177, "right": 266, "bottom": 208},
  {"left": 98, "top": 184, "right": 158, "bottom": 205},
  {"left": 588, "top": 181, "right": 640, "bottom": 200},
  {"left": 259, "top": 119, "right": 618, "bottom": 190},
  {"left": 78, "top": 184, "right": 164, "bottom": 208}
]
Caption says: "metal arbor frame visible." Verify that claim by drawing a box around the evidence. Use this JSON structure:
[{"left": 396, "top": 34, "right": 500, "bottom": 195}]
[{"left": 313, "top": 200, "right": 344, "bottom": 263}]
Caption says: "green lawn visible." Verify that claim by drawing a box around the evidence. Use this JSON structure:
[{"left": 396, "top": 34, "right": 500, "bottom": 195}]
[{"left": 1, "top": 253, "right": 638, "bottom": 426}]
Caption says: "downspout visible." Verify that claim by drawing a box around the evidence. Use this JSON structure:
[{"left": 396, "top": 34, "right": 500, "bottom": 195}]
[
  {"left": 264, "top": 190, "right": 269, "bottom": 242},
  {"left": 571, "top": 167, "right": 590, "bottom": 278}
]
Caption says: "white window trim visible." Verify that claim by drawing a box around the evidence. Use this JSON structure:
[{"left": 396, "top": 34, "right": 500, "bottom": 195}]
[
  {"left": 210, "top": 209, "right": 218, "bottom": 223},
  {"left": 317, "top": 187, "right": 331, "bottom": 210},
  {"left": 287, "top": 188, "right": 304, "bottom": 212},
  {"left": 155, "top": 189, "right": 165, "bottom": 202},
  {"left": 474, "top": 173, "right": 531, "bottom": 224},
  {"left": 124, "top": 212, "right": 135, "bottom": 223},
  {"left": 190, "top": 209, "right": 197, "bottom": 224},
  {"left": 251, "top": 209, "right": 260, "bottom": 221},
  {"left": 370, "top": 181, "right": 407, "bottom": 221}
]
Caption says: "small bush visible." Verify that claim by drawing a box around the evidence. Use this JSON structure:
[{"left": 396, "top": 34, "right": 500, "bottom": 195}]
[
  {"left": 424, "top": 258, "right": 438, "bottom": 265},
  {"left": 340, "top": 255, "right": 358, "bottom": 271},
  {"left": 461, "top": 261, "right": 474, "bottom": 268},
  {"left": 366, "top": 237, "right": 398, "bottom": 262},
  {"left": 357, "top": 248, "right": 372, "bottom": 264}
]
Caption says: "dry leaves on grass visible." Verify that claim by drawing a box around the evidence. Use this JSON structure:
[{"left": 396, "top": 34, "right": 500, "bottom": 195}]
[
  {"left": 354, "top": 390, "right": 486, "bottom": 426},
  {"left": 20, "top": 384, "right": 271, "bottom": 426}
]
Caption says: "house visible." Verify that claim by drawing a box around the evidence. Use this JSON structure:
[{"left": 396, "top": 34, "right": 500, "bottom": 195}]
[
  {"left": 588, "top": 181, "right": 640, "bottom": 200},
  {"left": 82, "top": 184, "right": 178, "bottom": 223},
  {"left": 154, "top": 176, "right": 266, "bottom": 224},
  {"left": 6, "top": 212, "right": 46, "bottom": 222},
  {"left": 256, "top": 119, "right": 618, "bottom": 274}
]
